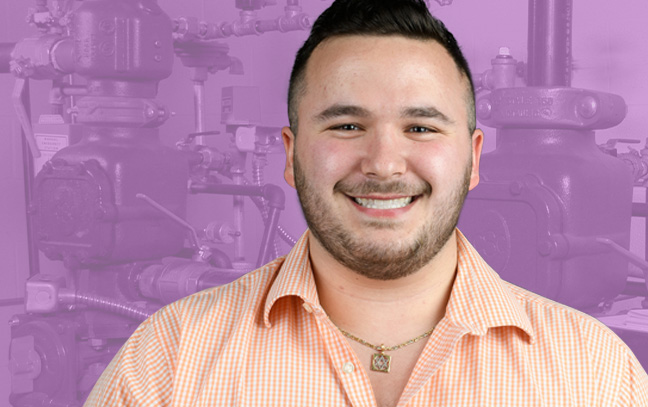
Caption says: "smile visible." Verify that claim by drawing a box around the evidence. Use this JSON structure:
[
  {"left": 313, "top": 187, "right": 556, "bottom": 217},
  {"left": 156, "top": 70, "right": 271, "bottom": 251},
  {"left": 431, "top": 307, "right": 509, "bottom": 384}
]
[{"left": 353, "top": 196, "right": 414, "bottom": 209}]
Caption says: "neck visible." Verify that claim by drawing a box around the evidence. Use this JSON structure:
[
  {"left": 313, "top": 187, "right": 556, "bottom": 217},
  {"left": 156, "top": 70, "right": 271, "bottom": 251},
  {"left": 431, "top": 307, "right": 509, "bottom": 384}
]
[{"left": 309, "top": 230, "right": 458, "bottom": 344}]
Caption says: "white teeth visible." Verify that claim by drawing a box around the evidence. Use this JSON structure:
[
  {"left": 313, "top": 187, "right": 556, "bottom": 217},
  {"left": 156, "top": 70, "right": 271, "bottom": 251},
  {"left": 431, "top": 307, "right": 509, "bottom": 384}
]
[{"left": 354, "top": 196, "right": 413, "bottom": 209}]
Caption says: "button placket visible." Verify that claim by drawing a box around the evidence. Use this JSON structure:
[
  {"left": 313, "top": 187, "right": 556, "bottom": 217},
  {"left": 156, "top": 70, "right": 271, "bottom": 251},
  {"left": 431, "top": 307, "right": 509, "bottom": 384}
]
[{"left": 318, "top": 316, "right": 376, "bottom": 406}]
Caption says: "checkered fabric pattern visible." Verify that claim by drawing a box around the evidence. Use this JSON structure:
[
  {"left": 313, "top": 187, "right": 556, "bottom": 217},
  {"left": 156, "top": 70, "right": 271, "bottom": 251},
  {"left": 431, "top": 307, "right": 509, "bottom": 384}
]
[{"left": 85, "top": 229, "right": 648, "bottom": 406}]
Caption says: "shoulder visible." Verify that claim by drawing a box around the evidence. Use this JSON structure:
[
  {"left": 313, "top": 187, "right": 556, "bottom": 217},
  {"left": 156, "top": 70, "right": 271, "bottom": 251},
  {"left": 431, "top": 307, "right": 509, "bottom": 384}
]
[
  {"left": 505, "top": 281, "right": 625, "bottom": 349},
  {"left": 155, "top": 256, "right": 287, "bottom": 331},
  {"left": 504, "top": 281, "right": 645, "bottom": 377},
  {"left": 85, "top": 259, "right": 287, "bottom": 406},
  {"left": 114, "top": 255, "right": 287, "bottom": 361},
  {"left": 503, "top": 282, "right": 648, "bottom": 403}
]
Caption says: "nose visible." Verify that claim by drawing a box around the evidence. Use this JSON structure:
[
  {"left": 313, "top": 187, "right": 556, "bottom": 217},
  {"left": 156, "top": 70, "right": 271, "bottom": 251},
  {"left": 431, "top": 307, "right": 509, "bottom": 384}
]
[{"left": 360, "top": 131, "right": 407, "bottom": 180}]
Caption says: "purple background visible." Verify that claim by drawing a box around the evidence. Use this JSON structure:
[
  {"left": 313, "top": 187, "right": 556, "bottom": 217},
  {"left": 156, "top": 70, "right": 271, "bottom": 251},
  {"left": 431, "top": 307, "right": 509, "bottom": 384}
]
[{"left": 1, "top": 0, "right": 647, "bottom": 404}]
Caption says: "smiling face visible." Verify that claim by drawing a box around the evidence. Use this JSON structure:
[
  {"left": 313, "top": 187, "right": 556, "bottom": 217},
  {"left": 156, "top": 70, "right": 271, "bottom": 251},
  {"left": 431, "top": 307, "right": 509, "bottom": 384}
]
[{"left": 282, "top": 35, "right": 483, "bottom": 280}]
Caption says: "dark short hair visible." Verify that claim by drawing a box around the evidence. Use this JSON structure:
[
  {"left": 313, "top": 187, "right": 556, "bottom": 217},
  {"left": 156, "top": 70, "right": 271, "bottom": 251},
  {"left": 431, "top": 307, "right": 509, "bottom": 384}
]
[{"left": 287, "top": 0, "right": 476, "bottom": 135}]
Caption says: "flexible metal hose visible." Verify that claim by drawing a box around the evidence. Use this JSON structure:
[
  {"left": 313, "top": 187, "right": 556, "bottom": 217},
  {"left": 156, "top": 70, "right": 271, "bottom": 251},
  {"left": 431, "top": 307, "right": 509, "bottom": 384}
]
[{"left": 72, "top": 292, "right": 152, "bottom": 321}]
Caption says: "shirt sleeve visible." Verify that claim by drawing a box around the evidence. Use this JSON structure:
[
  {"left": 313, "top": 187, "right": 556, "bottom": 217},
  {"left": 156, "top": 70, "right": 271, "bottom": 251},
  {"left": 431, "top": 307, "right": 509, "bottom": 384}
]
[
  {"left": 618, "top": 346, "right": 648, "bottom": 407},
  {"left": 83, "top": 304, "right": 180, "bottom": 407}
]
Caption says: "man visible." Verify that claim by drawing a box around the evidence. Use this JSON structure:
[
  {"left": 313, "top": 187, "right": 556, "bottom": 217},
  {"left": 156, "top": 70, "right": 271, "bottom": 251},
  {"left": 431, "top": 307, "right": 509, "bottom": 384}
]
[{"left": 86, "top": 0, "right": 648, "bottom": 406}]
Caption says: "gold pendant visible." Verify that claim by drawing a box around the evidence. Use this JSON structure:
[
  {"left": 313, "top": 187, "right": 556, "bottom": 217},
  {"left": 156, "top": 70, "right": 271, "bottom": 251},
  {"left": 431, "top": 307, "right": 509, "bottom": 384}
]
[{"left": 371, "top": 352, "right": 391, "bottom": 373}]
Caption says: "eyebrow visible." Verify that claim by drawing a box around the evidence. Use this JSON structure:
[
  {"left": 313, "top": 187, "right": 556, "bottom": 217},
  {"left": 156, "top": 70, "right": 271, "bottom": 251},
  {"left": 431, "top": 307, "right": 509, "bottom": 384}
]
[
  {"left": 401, "top": 106, "right": 455, "bottom": 125},
  {"left": 312, "top": 104, "right": 454, "bottom": 125},
  {"left": 313, "top": 104, "right": 371, "bottom": 123}
]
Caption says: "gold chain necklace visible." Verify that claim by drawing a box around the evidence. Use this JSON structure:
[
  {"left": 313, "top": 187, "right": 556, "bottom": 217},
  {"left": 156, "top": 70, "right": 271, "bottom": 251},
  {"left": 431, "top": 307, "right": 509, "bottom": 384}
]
[{"left": 334, "top": 325, "right": 434, "bottom": 373}]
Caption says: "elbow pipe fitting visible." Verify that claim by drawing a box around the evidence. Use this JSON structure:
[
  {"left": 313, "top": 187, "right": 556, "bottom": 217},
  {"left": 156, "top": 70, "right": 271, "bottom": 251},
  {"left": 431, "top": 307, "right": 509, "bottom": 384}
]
[{"left": 262, "top": 184, "right": 285, "bottom": 209}]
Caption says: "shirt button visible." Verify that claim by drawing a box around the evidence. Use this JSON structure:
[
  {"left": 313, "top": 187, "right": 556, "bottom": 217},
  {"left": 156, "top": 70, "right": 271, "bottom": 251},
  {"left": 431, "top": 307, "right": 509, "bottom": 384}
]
[
  {"left": 302, "top": 303, "right": 313, "bottom": 313},
  {"left": 342, "top": 362, "right": 354, "bottom": 373}
]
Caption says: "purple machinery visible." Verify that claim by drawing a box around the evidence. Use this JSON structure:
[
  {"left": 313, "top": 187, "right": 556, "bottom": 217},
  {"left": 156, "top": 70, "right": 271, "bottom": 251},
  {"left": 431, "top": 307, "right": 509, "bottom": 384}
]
[
  {"left": 460, "top": 0, "right": 632, "bottom": 310},
  {"left": 4, "top": 0, "right": 308, "bottom": 405},
  {"left": 459, "top": 0, "right": 648, "bottom": 366},
  {"left": 2, "top": 0, "right": 648, "bottom": 406}
]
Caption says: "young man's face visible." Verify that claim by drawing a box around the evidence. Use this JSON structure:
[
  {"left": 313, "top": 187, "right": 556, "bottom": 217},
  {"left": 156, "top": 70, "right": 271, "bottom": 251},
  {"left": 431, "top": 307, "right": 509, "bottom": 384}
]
[{"left": 282, "top": 35, "right": 483, "bottom": 280}]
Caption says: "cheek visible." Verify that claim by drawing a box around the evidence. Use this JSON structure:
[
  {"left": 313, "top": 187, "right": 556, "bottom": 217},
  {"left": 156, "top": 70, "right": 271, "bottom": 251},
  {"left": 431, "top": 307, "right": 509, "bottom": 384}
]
[
  {"left": 412, "top": 143, "right": 469, "bottom": 184},
  {"left": 300, "top": 140, "right": 356, "bottom": 181}
]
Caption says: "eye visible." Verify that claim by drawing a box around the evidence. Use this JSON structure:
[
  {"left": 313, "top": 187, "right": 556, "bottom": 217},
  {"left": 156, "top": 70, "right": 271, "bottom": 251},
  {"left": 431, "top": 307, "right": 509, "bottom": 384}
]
[
  {"left": 330, "top": 124, "right": 362, "bottom": 131},
  {"left": 408, "top": 126, "right": 437, "bottom": 133}
]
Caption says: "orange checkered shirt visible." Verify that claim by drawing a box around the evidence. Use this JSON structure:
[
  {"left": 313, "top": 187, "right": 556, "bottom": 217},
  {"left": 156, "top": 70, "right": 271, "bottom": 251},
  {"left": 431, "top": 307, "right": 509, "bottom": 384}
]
[{"left": 85, "top": 229, "right": 648, "bottom": 406}]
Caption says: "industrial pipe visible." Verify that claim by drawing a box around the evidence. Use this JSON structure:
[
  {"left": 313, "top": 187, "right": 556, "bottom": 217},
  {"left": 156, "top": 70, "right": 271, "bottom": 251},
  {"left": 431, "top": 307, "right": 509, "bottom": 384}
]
[
  {"left": 190, "top": 183, "right": 285, "bottom": 207},
  {"left": 0, "top": 43, "right": 15, "bottom": 73},
  {"left": 527, "top": 0, "right": 573, "bottom": 86},
  {"left": 257, "top": 206, "right": 282, "bottom": 267},
  {"left": 243, "top": 176, "right": 297, "bottom": 246}
]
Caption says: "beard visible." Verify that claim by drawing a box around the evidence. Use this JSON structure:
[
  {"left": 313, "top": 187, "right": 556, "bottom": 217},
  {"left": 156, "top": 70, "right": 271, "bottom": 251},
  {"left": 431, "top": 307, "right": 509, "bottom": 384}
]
[{"left": 293, "top": 153, "right": 472, "bottom": 281}]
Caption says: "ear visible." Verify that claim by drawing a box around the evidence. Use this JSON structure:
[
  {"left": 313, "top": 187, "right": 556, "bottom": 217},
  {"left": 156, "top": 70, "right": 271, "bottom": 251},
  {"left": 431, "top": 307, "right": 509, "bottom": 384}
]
[
  {"left": 282, "top": 126, "right": 296, "bottom": 189},
  {"left": 468, "top": 128, "right": 484, "bottom": 191}
]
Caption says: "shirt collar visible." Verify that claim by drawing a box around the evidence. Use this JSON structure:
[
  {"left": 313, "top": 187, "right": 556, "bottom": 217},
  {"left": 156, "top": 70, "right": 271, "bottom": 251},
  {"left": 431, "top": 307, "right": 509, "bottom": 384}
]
[
  {"left": 263, "top": 230, "right": 319, "bottom": 327},
  {"left": 446, "top": 229, "right": 535, "bottom": 344},
  {"left": 263, "top": 229, "right": 535, "bottom": 344}
]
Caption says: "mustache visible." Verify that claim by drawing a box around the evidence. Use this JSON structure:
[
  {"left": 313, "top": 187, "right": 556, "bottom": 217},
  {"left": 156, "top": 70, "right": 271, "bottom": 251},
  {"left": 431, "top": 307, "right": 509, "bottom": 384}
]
[{"left": 333, "top": 179, "right": 432, "bottom": 197}]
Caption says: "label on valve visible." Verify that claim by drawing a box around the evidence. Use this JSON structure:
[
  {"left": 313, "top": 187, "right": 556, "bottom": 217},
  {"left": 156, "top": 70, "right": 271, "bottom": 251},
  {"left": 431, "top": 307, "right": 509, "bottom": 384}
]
[{"left": 33, "top": 115, "right": 82, "bottom": 173}]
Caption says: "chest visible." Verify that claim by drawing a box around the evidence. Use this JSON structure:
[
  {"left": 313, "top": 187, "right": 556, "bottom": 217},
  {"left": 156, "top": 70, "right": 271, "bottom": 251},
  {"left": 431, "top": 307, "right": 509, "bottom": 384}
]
[{"left": 174, "top": 317, "right": 608, "bottom": 406}]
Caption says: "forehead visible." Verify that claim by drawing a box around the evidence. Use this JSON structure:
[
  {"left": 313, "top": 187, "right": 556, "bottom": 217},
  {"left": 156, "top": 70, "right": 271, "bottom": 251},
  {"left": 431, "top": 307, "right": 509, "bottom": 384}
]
[{"left": 301, "top": 35, "right": 468, "bottom": 122}]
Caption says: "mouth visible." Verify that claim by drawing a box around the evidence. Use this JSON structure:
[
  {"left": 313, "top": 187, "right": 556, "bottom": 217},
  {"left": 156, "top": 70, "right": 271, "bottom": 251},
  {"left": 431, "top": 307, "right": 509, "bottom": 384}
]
[{"left": 349, "top": 195, "right": 420, "bottom": 210}]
